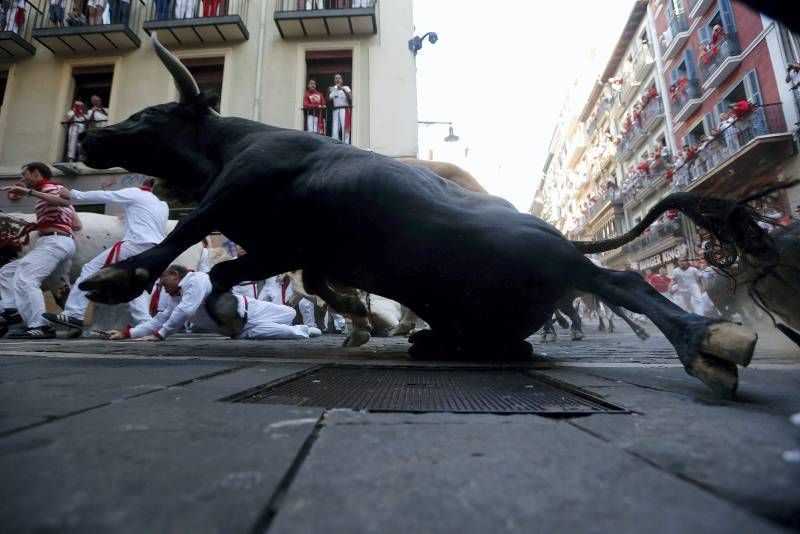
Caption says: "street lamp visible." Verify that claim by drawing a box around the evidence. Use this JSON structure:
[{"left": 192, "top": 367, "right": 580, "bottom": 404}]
[
  {"left": 418, "top": 120, "right": 460, "bottom": 143},
  {"left": 408, "top": 31, "right": 438, "bottom": 56}
]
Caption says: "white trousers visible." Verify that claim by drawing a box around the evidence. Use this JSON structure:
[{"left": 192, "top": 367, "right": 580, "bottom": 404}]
[
  {"left": 237, "top": 300, "right": 310, "bottom": 340},
  {"left": 63, "top": 241, "right": 154, "bottom": 324},
  {"left": 0, "top": 235, "right": 75, "bottom": 328},
  {"left": 331, "top": 107, "right": 350, "bottom": 143},
  {"left": 4, "top": 7, "right": 21, "bottom": 32},
  {"left": 174, "top": 0, "right": 197, "bottom": 18},
  {"left": 67, "top": 123, "right": 85, "bottom": 160},
  {"left": 298, "top": 297, "right": 317, "bottom": 327},
  {"left": 673, "top": 289, "right": 703, "bottom": 315}
]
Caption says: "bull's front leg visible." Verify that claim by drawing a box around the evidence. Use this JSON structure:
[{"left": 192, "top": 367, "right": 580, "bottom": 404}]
[
  {"left": 577, "top": 265, "right": 756, "bottom": 397},
  {"left": 80, "top": 204, "right": 217, "bottom": 304}
]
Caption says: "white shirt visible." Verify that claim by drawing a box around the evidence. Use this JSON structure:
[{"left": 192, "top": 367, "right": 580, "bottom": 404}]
[
  {"left": 328, "top": 85, "right": 351, "bottom": 107},
  {"left": 70, "top": 187, "right": 168, "bottom": 244},
  {"left": 131, "top": 271, "right": 215, "bottom": 339},
  {"left": 671, "top": 266, "right": 702, "bottom": 292}
]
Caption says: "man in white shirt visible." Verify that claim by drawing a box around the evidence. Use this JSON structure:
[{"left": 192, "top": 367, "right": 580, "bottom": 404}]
[
  {"left": 328, "top": 73, "right": 352, "bottom": 144},
  {"left": 44, "top": 177, "right": 168, "bottom": 335},
  {"left": 670, "top": 257, "right": 704, "bottom": 315},
  {"left": 106, "top": 265, "right": 320, "bottom": 340}
]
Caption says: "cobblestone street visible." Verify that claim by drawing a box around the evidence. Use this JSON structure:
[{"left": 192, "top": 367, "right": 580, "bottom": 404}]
[{"left": 1, "top": 321, "right": 798, "bottom": 533}]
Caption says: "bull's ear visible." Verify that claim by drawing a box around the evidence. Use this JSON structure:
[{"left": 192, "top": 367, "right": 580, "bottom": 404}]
[{"left": 151, "top": 32, "right": 200, "bottom": 104}]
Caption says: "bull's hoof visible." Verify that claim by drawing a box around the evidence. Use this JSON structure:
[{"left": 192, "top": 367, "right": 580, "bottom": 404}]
[
  {"left": 79, "top": 264, "right": 153, "bottom": 304},
  {"left": 206, "top": 292, "right": 245, "bottom": 337},
  {"left": 686, "top": 353, "right": 739, "bottom": 398},
  {"left": 635, "top": 328, "right": 650, "bottom": 341},
  {"left": 571, "top": 330, "right": 585, "bottom": 341},
  {"left": 700, "top": 323, "right": 757, "bottom": 367},
  {"left": 342, "top": 329, "right": 370, "bottom": 347},
  {"left": 597, "top": 323, "right": 605, "bottom": 332}
]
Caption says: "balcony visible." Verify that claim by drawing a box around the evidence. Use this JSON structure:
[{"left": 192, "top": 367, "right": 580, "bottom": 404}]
[
  {"left": 620, "top": 76, "right": 640, "bottom": 105},
  {"left": 143, "top": 0, "right": 249, "bottom": 45},
  {"left": 699, "top": 32, "right": 742, "bottom": 91},
  {"left": 689, "top": 0, "right": 714, "bottom": 18},
  {"left": 661, "top": 13, "right": 690, "bottom": 61},
  {"left": 274, "top": 0, "right": 376, "bottom": 38},
  {"left": 670, "top": 77, "right": 701, "bottom": 123},
  {"left": 681, "top": 103, "right": 794, "bottom": 196},
  {"left": 631, "top": 43, "right": 654, "bottom": 83},
  {"left": 0, "top": 1, "right": 39, "bottom": 59},
  {"left": 301, "top": 106, "right": 352, "bottom": 144},
  {"left": 639, "top": 95, "right": 665, "bottom": 133},
  {"left": 622, "top": 219, "right": 683, "bottom": 256},
  {"left": 31, "top": 0, "right": 143, "bottom": 53},
  {"left": 584, "top": 190, "right": 623, "bottom": 224},
  {"left": 585, "top": 98, "right": 611, "bottom": 140}
]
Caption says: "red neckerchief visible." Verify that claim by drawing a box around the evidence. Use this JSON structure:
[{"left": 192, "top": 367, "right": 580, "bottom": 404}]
[
  {"left": 140, "top": 186, "right": 153, "bottom": 192},
  {"left": 34, "top": 179, "right": 64, "bottom": 191}
]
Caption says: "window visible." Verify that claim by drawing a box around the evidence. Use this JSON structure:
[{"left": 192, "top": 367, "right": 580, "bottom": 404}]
[
  {"left": 71, "top": 65, "right": 114, "bottom": 113},
  {"left": 305, "top": 50, "right": 353, "bottom": 140},
  {"left": 182, "top": 57, "right": 225, "bottom": 111},
  {"left": 683, "top": 120, "right": 707, "bottom": 146}
]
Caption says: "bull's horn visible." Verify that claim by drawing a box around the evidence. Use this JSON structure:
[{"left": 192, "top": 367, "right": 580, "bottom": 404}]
[{"left": 151, "top": 32, "right": 200, "bottom": 104}]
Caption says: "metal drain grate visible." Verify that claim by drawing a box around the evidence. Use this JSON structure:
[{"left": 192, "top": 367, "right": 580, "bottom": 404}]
[{"left": 228, "top": 366, "right": 627, "bottom": 414}]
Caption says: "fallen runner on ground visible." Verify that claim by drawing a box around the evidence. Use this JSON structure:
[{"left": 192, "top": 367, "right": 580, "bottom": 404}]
[{"left": 105, "top": 264, "right": 321, "bottom": 341}]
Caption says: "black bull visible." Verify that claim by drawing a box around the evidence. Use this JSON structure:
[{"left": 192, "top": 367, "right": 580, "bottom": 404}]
[{"left": 78, "top": 35, "right": 764, "bottom": 397}]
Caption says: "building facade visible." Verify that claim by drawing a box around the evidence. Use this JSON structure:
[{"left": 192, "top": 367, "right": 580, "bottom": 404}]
[
  {"left": 538, "top": 0, "right": 800, "bottom": 274},
  {"left": 0, "top": 0, "right": 418, "bottom": 216}
]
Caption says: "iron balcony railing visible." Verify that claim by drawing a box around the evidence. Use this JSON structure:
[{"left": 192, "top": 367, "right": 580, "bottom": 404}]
[
  {"left": 301, "top": 106, "right": 351, "bottom": 144},
  {"left": 33, "top": 0, "right": 146, "bottom": 30},
  {"left": 2, "top": 0, "right": 42, "bottom": 42},
  {"left": 622, "top": 219, "right": 683, "bottom": 255},
  {"left": 631, "top": 43, "right": 653, "bottom": 78},
  {"left": 585, "top": 98, "right": 612, "bottom": 140},
  {"left": 673, "top": 103, "right": 786, "bottom": 189},
  {"left": 60, "top": 118, "right": 107, "bottom": 162},
  {"left": 664, "top": 12, "right": 689, "bottom": 49},
  {"left": 584, "top": 190, "right": 623, "bottom": 221},
  {"left": 639, "top": 95, "right": 664, "bottom": 131},
  {"left": 670, "top": 77, "right": 701, "bottom": 116},
  {"left": 145, "top": 0, "right": 248, "bottom": 22},
  {"left": 275, "top": 0, "right": 375, "bottom": 11},
  {"left": 698, "top": 32, "right": 741, "bottom": 82}
]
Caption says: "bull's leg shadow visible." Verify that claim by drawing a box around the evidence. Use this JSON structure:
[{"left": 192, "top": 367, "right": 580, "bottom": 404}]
[
  {"left": 579, "top": 266, "right": 757, "bottom": 397},
  {"left": 408, "top": 329, "right": 534, "bottom": 361}
]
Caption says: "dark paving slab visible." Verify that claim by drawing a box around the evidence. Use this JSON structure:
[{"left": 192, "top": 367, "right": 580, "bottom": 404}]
[
  {"left": 0, "top": 356, "right": 241, "bottom": 435},
  {"left": 269, "top": 410, "right": 785, "bottom": 534},
  {"left": 0, "top": 363, "right": 319, "bottom": 534}
]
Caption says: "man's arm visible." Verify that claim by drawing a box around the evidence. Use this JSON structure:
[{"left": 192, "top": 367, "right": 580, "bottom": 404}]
[
  {"left": 66, "top": 187, "right": 137, "bottom": 205},
  {"left": 0, "top": 185, "right": 72, "bottom": 207},
  {"left": 71, "top": 211, "right": 83, "bottom": 232},
  {"left": 152, "top": 279, "right": 208, "bottom": 339},
  {"left": 127, "top": 298, "right": 177, "bottom": 339}
]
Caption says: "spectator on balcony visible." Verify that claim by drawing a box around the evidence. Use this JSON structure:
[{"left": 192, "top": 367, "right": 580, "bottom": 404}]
[
  {"left": 302, "top": 0, "right": 323, "bottom": 9},
  {"left": 202, "top": 0, "right": 222, "bottom": 16},
  {"left": 3, "top": 0, "right": 24, "bottom": 33},
  {"left": 49, "top": 0, "right": 66, "bottom": 27},
  {"left": 111, "top": 0, "right": 130, "bottom": 24},
  {"left": 65, "top": 100, "right": 87, "bottom": 162},
  {"left": 786, "top": 62, "right": 800, "bottom": 89},
  {"left": 303, "top": 79, "right": 326, "bottom": 134},
  {"left": 87, "top": 95, "right": 108, "bottom": 128},
  {"left": 66, "top": 6, "right": 87, "bottom": 25},
  {"left": 87, "top": 0, "right": 105, "bottom": 25},
  {"left": 328, "top": 73, "right": 352, "bottom": 144},
  {"left": 711, "top": 24, "right": 726, "bottom": 46},
  {"left": 154, "top": 0, "right": 169, "bottom": 20},
  {"left": 175, "top": 0, "right": 198, "bottom": 19}
]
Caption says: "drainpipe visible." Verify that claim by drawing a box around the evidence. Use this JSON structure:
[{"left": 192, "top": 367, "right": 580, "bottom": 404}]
[{"left": 253, "top": 0, "right": 269, "bottom": 121}]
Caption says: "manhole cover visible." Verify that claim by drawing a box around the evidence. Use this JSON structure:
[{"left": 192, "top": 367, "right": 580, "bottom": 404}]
[{"left": 226, "top": 366, "right": 627, "bottom": 414}]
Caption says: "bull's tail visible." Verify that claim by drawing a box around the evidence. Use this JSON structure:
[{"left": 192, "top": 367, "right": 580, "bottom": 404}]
[{"left": 570, "top": 181, "right": 798, "bottom": 266}]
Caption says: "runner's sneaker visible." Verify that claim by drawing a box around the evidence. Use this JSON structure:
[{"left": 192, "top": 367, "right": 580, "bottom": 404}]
[
  {"left": 308, "top": 327, "right": 323, "bottom": 338},
  {"left": 42, "top": 313, "right": 84, "bottom": 329},
  {"left": 7, "top": 326, "right": 57, "bottom": 339}
]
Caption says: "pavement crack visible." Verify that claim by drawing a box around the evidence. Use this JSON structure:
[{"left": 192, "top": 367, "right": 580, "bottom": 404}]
[{"left": 249, "top": 413, "right": 326, "bottom": 534}]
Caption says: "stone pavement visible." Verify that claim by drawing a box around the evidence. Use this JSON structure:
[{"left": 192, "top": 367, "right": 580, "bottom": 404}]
[{"left": 1, "top": 322, "right": 798, "bottom": 533}]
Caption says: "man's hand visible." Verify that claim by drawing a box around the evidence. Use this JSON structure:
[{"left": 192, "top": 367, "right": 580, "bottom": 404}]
[
  {"left": 1, "top": 185, "right": 30, "bottom": 196},
  {"left": 138, "top": 334, "right": 162, "bottom": 342},
  {"left": 106, "top": 329, "right": 127, "bottom": 340},
  {"left": 59, "top": 188, "right": 71, "bottom": 200}
]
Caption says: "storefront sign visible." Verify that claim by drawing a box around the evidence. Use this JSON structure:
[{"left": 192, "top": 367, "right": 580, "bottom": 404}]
[{"left": 632, "top": 243, "right": 686, "bottom": 271}]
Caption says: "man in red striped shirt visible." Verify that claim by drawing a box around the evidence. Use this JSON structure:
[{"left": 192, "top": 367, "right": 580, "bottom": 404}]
[{"left": 0, "top": 163, "right": 80, "bottom": 338}]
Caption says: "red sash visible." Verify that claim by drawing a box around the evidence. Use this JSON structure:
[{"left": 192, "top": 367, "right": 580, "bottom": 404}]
[{"left": 104, "top": 241, "right": 124, "bottom": 266}]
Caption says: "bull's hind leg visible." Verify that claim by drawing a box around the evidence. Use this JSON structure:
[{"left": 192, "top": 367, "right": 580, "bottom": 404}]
[
  {"left": 577, "top": 265, "right": 756, "bottom": 396},
  {"left": 556, "top": 297, "right": 584, "bottom": 341}
]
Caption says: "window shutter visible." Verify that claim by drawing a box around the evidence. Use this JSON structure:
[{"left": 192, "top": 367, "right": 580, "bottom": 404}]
[
  {"left": 684, "top": 48, "right": 697, "bottom": 79},
  {"left": 718, "top": 0, "right": 737, "bottom": 33},
  {"left": 745, "top": 70, "right": 762, "bottom": 105},
  {"left": 699, "top": 25, "right": 711, "bottom": 45}
]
